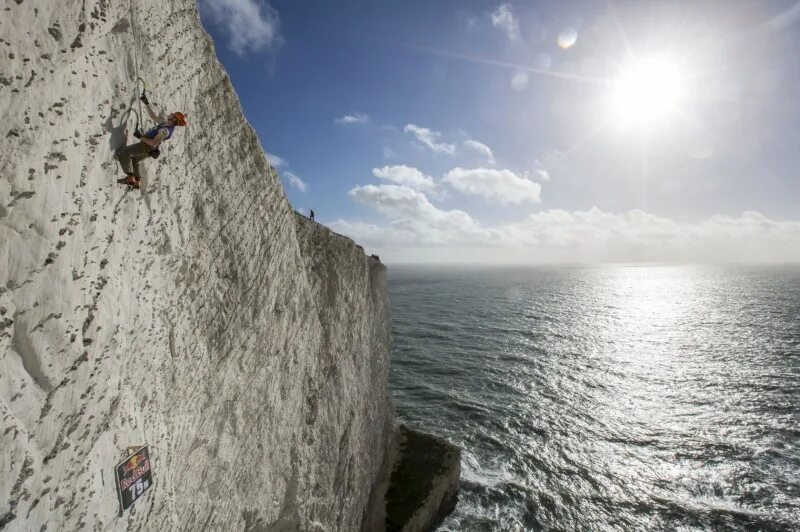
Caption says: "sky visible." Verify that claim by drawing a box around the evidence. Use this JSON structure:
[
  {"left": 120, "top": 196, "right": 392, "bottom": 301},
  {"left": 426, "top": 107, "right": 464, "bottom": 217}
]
[{"left": 197, "top": 0, "right": 800, "bottom": 263}]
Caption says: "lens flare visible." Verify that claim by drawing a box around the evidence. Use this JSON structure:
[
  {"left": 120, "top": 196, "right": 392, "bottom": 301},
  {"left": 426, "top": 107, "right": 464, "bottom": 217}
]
[{"left": 558, "top": 27, "right": 578, "bottom": 49}]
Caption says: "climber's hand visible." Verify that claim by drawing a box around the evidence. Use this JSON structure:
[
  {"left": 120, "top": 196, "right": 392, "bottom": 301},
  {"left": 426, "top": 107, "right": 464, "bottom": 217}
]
[
  {"left": 140, "top": 93, "right": 149, "bottom": 105},
  {"left": 133, "top": 129, "right": 142, "bottom": 139}
]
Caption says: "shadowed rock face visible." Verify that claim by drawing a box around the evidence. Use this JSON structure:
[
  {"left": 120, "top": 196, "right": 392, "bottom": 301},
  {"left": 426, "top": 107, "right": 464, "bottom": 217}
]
[
  {"left": 0, "top": 1, "right": 394, "bottom": 530},
  {"left": 385, "top": 426, "right": 461, "bottom": 532}
]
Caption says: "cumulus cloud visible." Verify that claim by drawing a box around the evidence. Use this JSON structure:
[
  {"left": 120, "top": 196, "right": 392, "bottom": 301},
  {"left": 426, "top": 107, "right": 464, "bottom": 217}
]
[
  {"left": 462, "top": 140, "right": 496, "bottom": 164},
  {"left": 323, "top": 219, "right": 399, "bottom": 243},
  {"left": 404, "top": 124, "right": 456, "bottom": 155},
  {"left": 267, "top": 153, "right": 306, "bottom": 192},
  {"left": 284, "top": 171, "right": 307, "bottom": 192},
  {"left": 491, "top": 4, "right": 519, "bottom": 40},
  {"left": 267, "top": 152, "right": 286, "bottom": 168},
  {"left": 443, "top": 167, "right": 541, "bottom": 204},
  {"left": 373, "top": 165, "right": 435, "bottom": 191},
  {"left": 496, "top": 209, "right": 800, "bottom": 262},
  {"left": 199, "top": 0, "right": 281, "bottom": 55},
  {"left": 329, "top": 204, "right": 800, "bottom": 264},
  {"left": 345, "top": 185, "right": 496, "bottom": 246},
  {"left": 534, "top": 151, "right": 566, "bottom": 180},
  {"left": 349, "top": 184, "right": 431, "bottom": 218},
  {"left": 334, "top": 113, "right": 370, "bottom": 125},
  {"left": 531, "top": 159, "right": 551, "bottom": 182},
  {"left": 402, "top": 125, "right": 495, "bottom": 162}
]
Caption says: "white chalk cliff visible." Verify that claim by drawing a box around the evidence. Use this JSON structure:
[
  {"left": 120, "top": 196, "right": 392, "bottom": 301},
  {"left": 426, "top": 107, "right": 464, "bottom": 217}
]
[{"left": 1, "top": 1, "right": 405, "bottom": 529}]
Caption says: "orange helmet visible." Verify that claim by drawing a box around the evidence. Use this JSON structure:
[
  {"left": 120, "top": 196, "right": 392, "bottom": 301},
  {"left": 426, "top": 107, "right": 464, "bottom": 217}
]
[{"left": 172, "top": 112, "right": 187, "bottom": 126}]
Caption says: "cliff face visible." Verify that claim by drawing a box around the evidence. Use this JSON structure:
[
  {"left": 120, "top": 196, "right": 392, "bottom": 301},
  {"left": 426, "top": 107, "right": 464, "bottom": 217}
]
[{"left": 0, "top": 1, "right": 393, "bottom": 530}]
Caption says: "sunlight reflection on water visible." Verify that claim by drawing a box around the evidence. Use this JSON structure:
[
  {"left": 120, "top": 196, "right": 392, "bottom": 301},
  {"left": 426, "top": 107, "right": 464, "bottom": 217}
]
[{"left": 389, "top": 265, "right": 800, "bottom": 531}]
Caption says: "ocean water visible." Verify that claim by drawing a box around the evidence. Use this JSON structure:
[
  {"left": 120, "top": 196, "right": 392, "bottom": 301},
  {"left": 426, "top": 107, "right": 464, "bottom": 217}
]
[{"left": 387, "top": 265, "right": 800, "bottom": 531}]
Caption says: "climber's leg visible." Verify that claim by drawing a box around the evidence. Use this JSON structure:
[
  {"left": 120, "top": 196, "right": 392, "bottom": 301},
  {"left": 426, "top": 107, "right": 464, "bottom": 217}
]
[
  {"left": 131, "top": 154, "right": 143, "bottom": 180},
  {"left": 116, "top": 142, "right": 149, "bottom": 177}
]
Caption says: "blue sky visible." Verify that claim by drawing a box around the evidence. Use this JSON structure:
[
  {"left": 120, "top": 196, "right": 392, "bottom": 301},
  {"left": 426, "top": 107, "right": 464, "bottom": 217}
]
[{"left": 198, "top": 0, "right": 800, "bottom": 263}]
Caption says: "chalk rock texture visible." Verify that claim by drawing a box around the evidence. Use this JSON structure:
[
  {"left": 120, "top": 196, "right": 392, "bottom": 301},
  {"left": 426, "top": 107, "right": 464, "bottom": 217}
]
[{"left": 0, "top": 1, "right": 396, "bottom": 530}]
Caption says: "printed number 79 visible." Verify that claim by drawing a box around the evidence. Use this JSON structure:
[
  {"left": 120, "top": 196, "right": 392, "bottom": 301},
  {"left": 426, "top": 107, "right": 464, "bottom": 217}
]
[{"left": 129, "top": 479, "right": 144, "bottom": 498}]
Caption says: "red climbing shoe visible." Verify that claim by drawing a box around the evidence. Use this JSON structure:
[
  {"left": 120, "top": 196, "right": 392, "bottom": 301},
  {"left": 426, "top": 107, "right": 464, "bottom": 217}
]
[{"left": 117, "top": 175, "right": 141, "bottom": 189}]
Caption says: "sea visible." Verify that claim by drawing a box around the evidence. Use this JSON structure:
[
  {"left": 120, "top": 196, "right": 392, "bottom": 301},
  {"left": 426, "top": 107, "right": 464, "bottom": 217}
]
[{"left": 387, "top": 264, "right": 800, "bottom": 531}]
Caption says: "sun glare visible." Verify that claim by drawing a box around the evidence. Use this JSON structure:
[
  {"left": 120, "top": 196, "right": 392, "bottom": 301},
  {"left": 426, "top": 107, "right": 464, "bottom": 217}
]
[{"left": 609, "top": 55, "right": 688, "bottom": 128}]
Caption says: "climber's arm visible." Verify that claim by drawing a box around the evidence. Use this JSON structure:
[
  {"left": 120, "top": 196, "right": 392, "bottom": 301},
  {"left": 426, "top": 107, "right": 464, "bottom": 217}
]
[
  {"left": 140, "top": 94, "right": 165, "bottom": 123},
  {"left": 144, "top": 102, "right": 165, "bottom": 124}
]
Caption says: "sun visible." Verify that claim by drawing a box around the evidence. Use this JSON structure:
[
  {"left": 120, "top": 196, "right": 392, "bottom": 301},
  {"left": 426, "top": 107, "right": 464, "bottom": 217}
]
[{"left": 608, "top": 54, "right": 688, "bottom": 128}]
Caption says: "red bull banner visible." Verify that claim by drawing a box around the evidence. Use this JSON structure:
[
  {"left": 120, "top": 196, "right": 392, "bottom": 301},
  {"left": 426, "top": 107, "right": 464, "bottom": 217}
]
[{"left": 115, "top": 445, "right": 153, "bottom": 510}]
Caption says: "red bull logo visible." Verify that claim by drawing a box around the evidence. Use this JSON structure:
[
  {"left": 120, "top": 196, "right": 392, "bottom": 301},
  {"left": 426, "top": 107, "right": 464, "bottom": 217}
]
[
  {"left": 116, "top": 445, "right": 153, "bottom": 511},
  {"left": 121, "top": 454, "right": 146, "bottom": 476},
  {"left": 118, "top": 454, "right": 151, "bottom": 491}
]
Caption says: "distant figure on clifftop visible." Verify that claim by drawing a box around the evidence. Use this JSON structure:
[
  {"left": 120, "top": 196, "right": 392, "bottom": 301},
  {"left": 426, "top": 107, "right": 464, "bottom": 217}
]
[
  {"left": 117, "top": 92, "right": 187, "bottom": 189},
  {"left": 310, "top": 209, "right": 315, "bottom": 221}
]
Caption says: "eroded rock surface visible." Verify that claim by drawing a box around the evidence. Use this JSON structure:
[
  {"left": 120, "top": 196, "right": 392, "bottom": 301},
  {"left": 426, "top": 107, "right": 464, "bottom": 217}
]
[
  {"left": 0, "top": 1, "right": 394, "bottom": 529},
  {"left": 385, "top": 426, "right": 461, "bottom": 532}
]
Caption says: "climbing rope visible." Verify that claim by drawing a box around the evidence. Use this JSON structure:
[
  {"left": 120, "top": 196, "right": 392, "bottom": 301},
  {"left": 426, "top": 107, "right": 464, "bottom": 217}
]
[
  {"left": 126, "top": 2, "right": 166, "bottom": 160},
  {"left": 128, "top": 3, "right": 157, "bottom": 153},
  {"left": 129, "top": 0, "right": 143, "bottom": 136},
  {"left": 128, "top": 2, "right": 151, "bottom": 132},
  {"left": 135, "top": 77, "right": 146, "bottom": 133},
  {"left": 129, "top": 0, "right": 139, "bottom": 82}
]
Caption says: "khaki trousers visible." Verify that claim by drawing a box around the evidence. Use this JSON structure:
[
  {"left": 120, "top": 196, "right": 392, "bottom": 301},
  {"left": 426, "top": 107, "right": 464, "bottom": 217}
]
[{"left": 116, "top": 142, "right": 151, "bottom": 177}]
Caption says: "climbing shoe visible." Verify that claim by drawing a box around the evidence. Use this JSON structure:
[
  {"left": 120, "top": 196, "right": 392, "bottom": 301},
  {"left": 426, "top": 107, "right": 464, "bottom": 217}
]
[{"left": 117, "top": 175, "right": 141, "bottom": 189}]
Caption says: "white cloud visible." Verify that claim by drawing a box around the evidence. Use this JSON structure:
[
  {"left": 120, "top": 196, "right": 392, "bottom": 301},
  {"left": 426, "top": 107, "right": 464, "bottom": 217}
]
[
  {"left": 267, "top": 152, "right": 286, "bottom": 168},
  {"left": 334, "top": 113, "right": 370, "bottom": 125},
  {"left": 404, "top": 124, "right": 456, "bottom": 155},
  {"left": 510, "top": 71, "right": 529, "bottom": 91},
  {"left": 531, "top": 158, "right": 551, "bottom": 182},
  {"left": 329, "top": 203, "right": 800, "bottom": 264},
  {"left": 373, "top": 165, "right": 435, "bottom": 191},
  {"left": 495, "top": 209, "right": 800, "bottom": 262},
  {"left": 344, "top": 185, "right": 496, "bottom": 246},
  {"left": 268, "top": 154, "right": 306, "bottom": 193},
  {"left": 382, "top": 146, "right": 397, "bottom": 159},
  {"left": 491, "top": 4, "right": 519, "bottom": 41},
  {"left": 199, "top": 0, "right": 281, "bottom": 55},
  {"left": 443, "top": 167, "right": 541, "bottom": 204},
  {"left": 284, "top": 171, "right": 307, "bottom": 192},
  {"left": 324, "top": 219, "right": 399, "bottom": 243},
  {"left": 349, "top": 185, "right": 429, "bottom": 218},
  {"left": 462, "top": 140, "right": 496, "bottom": 164},
  {"left": 402, "top": 126, "right": 494, "bottom": 163},
  {"left": 536, "top": 151, "right": 567, "bottom": 179}
]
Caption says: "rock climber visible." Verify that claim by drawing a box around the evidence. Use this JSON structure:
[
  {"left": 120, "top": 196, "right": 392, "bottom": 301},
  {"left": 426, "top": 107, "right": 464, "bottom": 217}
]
[{"left": 117, "top": 93, "right": 187, "bottom": 189}]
